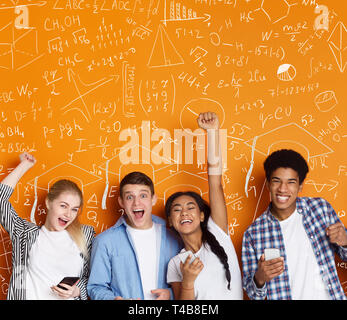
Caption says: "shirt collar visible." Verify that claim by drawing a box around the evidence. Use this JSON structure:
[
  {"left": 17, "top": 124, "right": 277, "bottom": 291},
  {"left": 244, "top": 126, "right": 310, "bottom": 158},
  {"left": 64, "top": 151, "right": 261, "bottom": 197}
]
[
  {"left": 265, "top": 197, "right": 307, "bottom": 222},
  {"left": 113, "top": 213, "right": 165, "bottom": 229}
]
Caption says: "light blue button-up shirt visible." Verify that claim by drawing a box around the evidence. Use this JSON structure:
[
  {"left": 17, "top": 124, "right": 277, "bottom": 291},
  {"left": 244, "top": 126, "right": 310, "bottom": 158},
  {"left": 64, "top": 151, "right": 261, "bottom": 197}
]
[{"left": 87, "top": 214, "right": 181, "bottom": 300}]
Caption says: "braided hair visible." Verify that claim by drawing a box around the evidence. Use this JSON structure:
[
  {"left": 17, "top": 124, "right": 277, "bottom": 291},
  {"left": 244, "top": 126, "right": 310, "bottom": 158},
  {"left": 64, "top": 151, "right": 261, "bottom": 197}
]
[{"left": 165, "top": 191, "right": 231, "bottom": 290}]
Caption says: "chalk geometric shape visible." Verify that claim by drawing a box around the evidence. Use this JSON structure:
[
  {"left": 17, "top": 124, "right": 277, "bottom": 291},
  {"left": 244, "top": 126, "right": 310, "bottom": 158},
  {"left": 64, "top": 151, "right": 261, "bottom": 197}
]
[
  {"left": 314, "top": 91, "right": 338, "bottom": 112},
  {"left": 147, "top": 24, "right": 184, "bottom": 68},
  {"left": 0, "top": 22, "right": 43, "bottom": 70},
  {"left": 327, "top": 21, "right": 347, "bottom": 73},
  {"left": 277, "top": 63, "right": 296, "bottom": 81},
  {"left": 260, "top": 0, "right": 291, "bottom": 24}
]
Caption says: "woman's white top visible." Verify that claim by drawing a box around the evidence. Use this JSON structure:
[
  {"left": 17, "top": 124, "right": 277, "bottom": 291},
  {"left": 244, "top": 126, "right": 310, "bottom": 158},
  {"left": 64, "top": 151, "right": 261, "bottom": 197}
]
[
  {"left": 26, "top": 225, "right": 83, "bottom": 300},
  {"left": 167, "top": 217, "right": 243, "bottom": 300}
]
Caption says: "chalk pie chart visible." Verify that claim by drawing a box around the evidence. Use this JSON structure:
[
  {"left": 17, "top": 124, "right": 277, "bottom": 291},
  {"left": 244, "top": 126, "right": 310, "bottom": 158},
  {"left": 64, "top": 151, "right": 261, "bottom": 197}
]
[
  {"left": 180, "top": 98, "right": 225, "bottom": 135},
  {"left": 277, "top": 63, "right": 296, "bottom": 81}
]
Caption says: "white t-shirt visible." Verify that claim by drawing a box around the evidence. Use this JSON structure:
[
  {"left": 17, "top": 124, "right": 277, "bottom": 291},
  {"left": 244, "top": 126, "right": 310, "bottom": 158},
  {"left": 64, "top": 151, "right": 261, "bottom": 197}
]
[
  {"left": 26, "top": 225, "right": 83, "bottom": 300},
  {"left": 167, "top": 217, "right": 243, "bottom": 300},
  {"left": 126, "top": 223, "right": 158, "bottom": 300},
  {"left": 279, "top": 209, "right": 331, "bottom": 300}
]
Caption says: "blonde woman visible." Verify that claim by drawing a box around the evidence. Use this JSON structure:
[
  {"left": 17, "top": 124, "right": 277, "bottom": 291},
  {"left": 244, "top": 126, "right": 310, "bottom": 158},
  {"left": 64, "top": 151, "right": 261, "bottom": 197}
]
[{"left": 0, "top": 153, "right": 95, "bottom": 300}]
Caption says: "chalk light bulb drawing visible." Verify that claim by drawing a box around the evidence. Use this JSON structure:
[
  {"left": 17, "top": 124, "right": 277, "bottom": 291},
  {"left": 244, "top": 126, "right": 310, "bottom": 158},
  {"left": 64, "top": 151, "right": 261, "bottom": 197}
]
[{"left": 277, "top": 63, "right": 297, "bottom": 81}]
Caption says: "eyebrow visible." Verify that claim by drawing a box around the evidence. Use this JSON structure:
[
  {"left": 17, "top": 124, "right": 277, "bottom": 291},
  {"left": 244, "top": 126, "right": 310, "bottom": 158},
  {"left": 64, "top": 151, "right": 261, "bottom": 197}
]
[
  {"left": 123, "top": 189, "right": 150, "bottom": 194},
  {"left": 271, "top": 177, "right": 298, "bottom": 182},
  {"left": 172, "top": 201, "right": 196, "bottom": 207},
  {"left": 59, "top": 201, "right": 80, "bottom": 208}
]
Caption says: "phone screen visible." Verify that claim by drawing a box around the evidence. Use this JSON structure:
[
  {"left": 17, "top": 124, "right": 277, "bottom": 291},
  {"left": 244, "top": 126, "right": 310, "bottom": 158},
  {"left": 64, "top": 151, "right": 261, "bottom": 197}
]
[
  {"left": 264, "top": 248, "right": 280, "bottom": 261},
  {"left": 57, "top": 277, "right": 79, "bottom": 290}
]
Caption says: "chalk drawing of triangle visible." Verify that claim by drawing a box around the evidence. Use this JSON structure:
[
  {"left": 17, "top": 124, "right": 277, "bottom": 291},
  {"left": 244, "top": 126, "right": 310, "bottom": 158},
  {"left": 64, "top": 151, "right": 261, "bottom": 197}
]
[{"left": 147, "top": 24, "right": 184, "bottom": 68}]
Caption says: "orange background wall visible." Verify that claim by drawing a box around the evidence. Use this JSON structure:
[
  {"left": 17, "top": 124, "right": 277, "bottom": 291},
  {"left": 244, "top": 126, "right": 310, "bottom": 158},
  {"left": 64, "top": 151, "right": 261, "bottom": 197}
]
[{"left": 0, "top": 0, "right": 346, "bottom": 299}]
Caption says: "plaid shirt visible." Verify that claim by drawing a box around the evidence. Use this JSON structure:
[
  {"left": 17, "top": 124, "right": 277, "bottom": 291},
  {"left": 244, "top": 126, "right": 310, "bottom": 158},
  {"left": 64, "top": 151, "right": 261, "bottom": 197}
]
[{"left": 242, "top": 197, "right": 347, "bottom": 300}]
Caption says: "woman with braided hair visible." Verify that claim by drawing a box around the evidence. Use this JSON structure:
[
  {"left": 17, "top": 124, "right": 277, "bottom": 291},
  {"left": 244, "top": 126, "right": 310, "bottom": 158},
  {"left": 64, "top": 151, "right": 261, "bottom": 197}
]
[{"left": 165, "top": 112, "right": 243, "bottom": 300}]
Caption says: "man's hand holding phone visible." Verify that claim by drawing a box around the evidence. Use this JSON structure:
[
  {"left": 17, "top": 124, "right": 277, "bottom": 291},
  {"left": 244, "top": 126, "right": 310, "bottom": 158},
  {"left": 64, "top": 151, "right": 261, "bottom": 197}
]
[
  {"left": 254, "top": 249, "right": 284, "bottom": 288},
  {"left": 51, "top": 277, "right": 80, "bottom": 299}
]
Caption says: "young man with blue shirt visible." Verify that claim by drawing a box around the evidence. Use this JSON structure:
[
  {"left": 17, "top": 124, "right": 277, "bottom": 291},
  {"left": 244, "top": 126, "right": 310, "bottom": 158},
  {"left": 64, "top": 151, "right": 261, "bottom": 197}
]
[
  {"left": 87, "top": 172, "right": 181, "bottom": 300},
  {"left": 242, "top": 149, "right": 347, "bottom": 300}
]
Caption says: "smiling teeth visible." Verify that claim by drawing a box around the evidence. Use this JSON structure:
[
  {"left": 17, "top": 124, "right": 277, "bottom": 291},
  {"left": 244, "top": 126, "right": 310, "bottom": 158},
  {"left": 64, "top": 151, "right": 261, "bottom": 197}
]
[
  {"left": 180, "top": 219, "right": 192, "bottom": 224},
  {"left": 277, "top": 196, "right": 289, "bottom": 201}
]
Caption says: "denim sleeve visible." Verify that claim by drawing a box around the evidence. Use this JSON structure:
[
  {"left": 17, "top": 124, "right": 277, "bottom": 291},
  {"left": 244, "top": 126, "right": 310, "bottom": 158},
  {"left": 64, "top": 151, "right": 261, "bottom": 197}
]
[
  {"left": 241, "top": 231, "right": 267, "bottom": 300},
  {"left": 87, "top": 236, "right": 118, "bottom": 300}
]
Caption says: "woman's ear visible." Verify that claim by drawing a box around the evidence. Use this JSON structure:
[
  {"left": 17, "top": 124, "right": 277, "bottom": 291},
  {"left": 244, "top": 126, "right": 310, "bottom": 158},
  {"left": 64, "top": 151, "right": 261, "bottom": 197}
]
[
  {"left": 45, "top": 197, "right": 50, "bottom": 210},
  {"left": 200, "top": 211, "right": 205, "bottom": 222}
]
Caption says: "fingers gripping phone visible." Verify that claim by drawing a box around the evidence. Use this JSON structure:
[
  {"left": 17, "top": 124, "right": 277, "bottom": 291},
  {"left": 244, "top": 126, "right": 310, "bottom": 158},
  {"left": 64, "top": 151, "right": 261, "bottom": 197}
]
[
  {"left": 57, "top": 277, "right": 80, "bottom": 290},
  {"left": 178, "top": 250, "right": 197, "bottom": 264}
]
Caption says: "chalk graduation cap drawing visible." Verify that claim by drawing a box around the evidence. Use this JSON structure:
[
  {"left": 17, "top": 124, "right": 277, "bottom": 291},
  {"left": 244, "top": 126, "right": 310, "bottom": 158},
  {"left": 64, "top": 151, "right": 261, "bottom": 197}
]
[
  {"left": 243, "top": 122, "right": 334, "bottom": 222},
  {"left": 27, "top": 162, "right": 102, "bottom": 224},
  {"left": 156, "top": 169, "right": 209, "bottom": 205},
  {"left": 99, "top": 144, "right": 177, "bottom": 210},
  {"left": 244, "top": 122, "right": 334, "bottom": 159}
]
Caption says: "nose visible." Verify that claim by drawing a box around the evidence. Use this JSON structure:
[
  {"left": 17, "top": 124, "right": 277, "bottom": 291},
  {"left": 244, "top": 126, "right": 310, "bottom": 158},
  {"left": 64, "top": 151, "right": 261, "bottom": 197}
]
[
  {"left": 278, "top": 182, "right": 288, "bottom": 193},
  {"left": 65, "top": 210, "right": 73, "bottom": 218},
  {"left": 134, "top": 196, "right": 141, "bottom": 206},
  {"left": 66, "top": 208, "right": 77, "bottom": 218},
  {"left": 180, "top": 208, "right": 188, "bottom": 216}
]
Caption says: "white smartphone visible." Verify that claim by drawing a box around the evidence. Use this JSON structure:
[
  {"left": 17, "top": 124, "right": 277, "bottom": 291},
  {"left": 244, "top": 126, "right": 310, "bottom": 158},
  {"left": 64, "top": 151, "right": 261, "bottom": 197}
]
[
  {"left": 264, "top": 248, "right": 280, "bottom": 261},
  {"left": 178, "top": 250, "right": 196, "bottom": 264}
]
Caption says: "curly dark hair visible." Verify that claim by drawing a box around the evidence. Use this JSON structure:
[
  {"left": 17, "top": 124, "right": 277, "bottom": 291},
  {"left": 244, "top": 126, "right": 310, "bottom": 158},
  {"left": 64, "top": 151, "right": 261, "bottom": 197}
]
[
  {"left": 263, "top": 149, "right": 309, "bottom": 184},
  {"left": 165, "top": 191, "right": 231, "bottom": 290}
]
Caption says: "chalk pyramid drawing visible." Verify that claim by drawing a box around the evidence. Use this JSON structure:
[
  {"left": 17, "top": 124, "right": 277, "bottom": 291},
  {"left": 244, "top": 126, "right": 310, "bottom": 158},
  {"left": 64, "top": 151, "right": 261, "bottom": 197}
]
[{"left": 147, "top": 24, "right": 184, "bottom": 68}]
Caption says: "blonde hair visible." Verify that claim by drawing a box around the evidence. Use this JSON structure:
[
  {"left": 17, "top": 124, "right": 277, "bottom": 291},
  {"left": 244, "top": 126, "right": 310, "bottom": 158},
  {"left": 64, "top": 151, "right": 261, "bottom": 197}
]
[{"left": 46, "top": 179, "right": 88, "bottom": 257}]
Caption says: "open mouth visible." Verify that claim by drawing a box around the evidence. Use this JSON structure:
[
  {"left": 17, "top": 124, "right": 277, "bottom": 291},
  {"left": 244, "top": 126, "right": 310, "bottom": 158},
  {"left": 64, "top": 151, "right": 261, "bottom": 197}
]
[
  {"left": 58, "top": 218, "right": 69, "bottom": 227},
  {"left": 133, "top": 209, "right": 145, "bottom": 219},
  {"left": 180, "top": 219, "right": 193, "bottom": 225}
]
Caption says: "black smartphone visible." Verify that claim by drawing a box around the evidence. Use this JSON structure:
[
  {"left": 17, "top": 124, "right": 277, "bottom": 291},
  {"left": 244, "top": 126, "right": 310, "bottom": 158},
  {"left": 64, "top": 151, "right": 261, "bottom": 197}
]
[{"left": 57, "top": 277, "right": 80, "bottom": 290}]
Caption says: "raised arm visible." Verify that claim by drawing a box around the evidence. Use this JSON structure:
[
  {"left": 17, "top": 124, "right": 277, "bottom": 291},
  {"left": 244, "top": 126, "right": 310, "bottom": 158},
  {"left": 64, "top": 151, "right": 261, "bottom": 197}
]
[
  {"left": 197, "top": 112, "right": 228, "bottom": 234},
  {"left": 0, "top": 153, "right": 36, "bottom": 238},
  {"left": 1, "top": 153, "right": 36, "bottom": 188}
]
